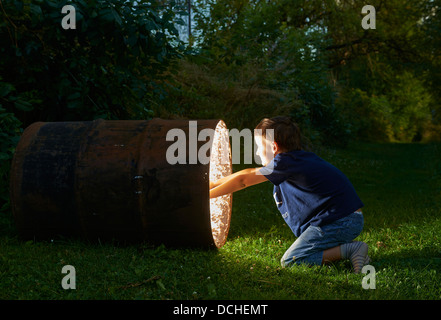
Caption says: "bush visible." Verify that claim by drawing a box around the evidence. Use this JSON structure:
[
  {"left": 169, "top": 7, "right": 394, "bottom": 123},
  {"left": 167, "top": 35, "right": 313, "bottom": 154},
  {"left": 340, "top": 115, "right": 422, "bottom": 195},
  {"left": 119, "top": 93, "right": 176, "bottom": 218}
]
[
  {"left": 151, "top": 58, "right": 295, "bottom": 129},
  {"left": 336, "top": 72, "right": 433, "bottom": 142},
  {"left": 0, "top": 95, "right": 22, "bottom": 218},
  {"left": 0, "top": 0, "right": 184, "bottom": 127}
]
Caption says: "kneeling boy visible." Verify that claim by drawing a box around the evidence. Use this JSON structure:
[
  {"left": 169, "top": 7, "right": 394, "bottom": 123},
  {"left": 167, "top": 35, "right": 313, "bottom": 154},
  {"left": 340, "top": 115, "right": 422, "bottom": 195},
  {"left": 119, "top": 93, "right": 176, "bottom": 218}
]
[{"left": 210, "top": 116, "right": 369, "bottom": 273}]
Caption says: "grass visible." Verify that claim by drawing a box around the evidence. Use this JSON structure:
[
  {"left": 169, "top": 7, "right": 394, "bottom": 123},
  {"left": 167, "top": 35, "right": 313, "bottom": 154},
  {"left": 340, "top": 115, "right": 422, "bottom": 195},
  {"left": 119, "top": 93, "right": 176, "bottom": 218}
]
[{"left": 1, "top": 142, "right": 441, "bottom": 300}]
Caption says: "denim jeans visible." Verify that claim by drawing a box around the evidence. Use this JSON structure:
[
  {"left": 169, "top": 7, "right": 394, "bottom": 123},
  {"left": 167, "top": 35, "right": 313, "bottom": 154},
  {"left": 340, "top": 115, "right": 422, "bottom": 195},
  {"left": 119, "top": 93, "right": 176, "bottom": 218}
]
[{"left": 281, "top": 211, "right": 364, "bottom": 267}]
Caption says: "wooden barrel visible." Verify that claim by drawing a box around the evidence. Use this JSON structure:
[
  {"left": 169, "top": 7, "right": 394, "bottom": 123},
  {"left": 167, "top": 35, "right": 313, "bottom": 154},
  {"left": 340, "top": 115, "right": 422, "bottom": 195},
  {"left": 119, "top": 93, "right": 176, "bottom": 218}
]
[{"left": 9, "top": 118, "right": 232, "bottom": 248}]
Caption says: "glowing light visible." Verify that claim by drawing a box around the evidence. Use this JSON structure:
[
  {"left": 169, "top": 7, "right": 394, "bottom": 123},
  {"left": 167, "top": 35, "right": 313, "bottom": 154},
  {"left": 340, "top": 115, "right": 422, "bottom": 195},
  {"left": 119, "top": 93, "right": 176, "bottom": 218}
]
[{"left": 209, "top": 120, "right": 232, "bottom": 248}]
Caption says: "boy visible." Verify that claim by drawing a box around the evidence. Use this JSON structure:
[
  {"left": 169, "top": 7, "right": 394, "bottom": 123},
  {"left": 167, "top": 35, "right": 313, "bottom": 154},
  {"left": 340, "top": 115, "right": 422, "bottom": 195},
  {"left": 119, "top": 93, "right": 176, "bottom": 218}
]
[{"left": 210, "top": 116, "right": 369, "bottom": 273}]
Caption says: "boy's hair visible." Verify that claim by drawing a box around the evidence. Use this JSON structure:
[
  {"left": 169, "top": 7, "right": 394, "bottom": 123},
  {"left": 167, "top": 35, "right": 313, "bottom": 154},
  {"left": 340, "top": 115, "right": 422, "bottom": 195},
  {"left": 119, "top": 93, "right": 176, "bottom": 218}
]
[{"left": 255, "top": 116, "right": 302, "bottom": 152}]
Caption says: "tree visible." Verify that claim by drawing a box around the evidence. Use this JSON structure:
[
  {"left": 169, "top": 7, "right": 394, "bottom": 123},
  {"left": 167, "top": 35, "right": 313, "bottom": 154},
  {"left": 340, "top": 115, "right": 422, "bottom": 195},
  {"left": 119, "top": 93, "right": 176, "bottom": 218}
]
[{"left": 0, "top": 0, "right": 184, "bottom": 127}]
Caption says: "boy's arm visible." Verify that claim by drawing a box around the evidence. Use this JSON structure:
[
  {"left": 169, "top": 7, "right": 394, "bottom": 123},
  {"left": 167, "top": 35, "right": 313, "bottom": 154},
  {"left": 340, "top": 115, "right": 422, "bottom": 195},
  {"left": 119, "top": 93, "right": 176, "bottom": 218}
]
[
  {"left": 209, "top": 168, "right": 268, "bottom": 198},
  {"left": 210, "top": 168, "right": 255, "bottom": 189}
]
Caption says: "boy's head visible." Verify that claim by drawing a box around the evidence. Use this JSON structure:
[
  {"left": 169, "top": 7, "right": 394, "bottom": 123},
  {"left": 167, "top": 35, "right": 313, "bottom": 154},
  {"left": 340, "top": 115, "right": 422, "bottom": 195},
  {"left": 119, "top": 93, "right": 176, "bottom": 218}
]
[{"left": 254, "top": 116, "right": 302, "bottom": 166}]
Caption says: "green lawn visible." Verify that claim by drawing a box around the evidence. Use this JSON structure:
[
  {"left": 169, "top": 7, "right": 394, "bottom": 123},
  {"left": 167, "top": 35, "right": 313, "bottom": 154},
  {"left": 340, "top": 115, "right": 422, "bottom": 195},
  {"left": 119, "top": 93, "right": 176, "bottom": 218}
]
[{"left": 1, "top": 142, "right": 440, "bottom": 300}]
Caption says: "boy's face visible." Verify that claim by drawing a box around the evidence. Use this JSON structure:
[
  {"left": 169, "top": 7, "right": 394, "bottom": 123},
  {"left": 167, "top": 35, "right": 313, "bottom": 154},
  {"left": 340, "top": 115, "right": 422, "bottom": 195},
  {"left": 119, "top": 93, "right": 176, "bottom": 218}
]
[{"left": 255, "top": 135, "right": 276, "bottom": 166}]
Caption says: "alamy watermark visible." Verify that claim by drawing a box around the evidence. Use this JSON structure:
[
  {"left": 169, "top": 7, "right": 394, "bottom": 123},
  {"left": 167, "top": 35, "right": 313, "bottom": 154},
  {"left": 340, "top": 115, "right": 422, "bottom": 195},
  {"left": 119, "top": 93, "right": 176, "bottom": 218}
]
[
  {"left": 59, "top": 264, "right": 375, "bottom": 291},
  {"left": 61, "top": 4, "right": 376, "bottom": 31},
  {"left": 61, "top": 5, "right": 76, "bottom": 30},
  {"left": 361, "top": 5, "right": 376, "bottom": 30},
  {"left": 165, "top": 121, "right": 274, "bottom": 169},
  {"left": 56, "top": 3, "right": 377, "bottom": 291},
  {"left": 61, "top": 265, "right": 76, "bottom": 290},
  {"left": 362, "top": 265, "right": 376, "bottom": 289}
]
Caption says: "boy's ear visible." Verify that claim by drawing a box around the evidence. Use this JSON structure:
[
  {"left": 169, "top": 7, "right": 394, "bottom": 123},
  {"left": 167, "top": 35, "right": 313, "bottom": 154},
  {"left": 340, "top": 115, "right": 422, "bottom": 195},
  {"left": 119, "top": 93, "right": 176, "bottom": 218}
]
[{"left": 272, "top": 141, "right": 279, "bottom": 154}]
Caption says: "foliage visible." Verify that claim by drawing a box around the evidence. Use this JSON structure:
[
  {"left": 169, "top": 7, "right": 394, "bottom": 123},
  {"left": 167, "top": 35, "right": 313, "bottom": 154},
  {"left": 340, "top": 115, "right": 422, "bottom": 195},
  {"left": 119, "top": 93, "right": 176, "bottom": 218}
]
[
  {"left": 187, "top": 0, "right": 440, "bottom": 144},
  {"left": 324, "top": 0, "right": 438, "bottom": 142},
  {"left": 164, "top": 0, "right": 351, "bottom": 146},
  {"left": 0, "top": 0, "right": 184, "bottom": 127},
  {"left": 0, "top": 89, "right": 21, "bottom": 217},
  {"left": 152, "top": 57, "right": 300, "bottom": 131},
  {"left": 336, "top": 71, "right": 432, "bottom": 142}
]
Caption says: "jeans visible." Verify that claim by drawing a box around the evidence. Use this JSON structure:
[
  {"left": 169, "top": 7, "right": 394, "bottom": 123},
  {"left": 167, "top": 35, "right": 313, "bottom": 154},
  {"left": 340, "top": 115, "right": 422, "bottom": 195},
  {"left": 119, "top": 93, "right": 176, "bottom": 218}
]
[{"left": 281, "top": 211, "right": 364, "bottom": 267}]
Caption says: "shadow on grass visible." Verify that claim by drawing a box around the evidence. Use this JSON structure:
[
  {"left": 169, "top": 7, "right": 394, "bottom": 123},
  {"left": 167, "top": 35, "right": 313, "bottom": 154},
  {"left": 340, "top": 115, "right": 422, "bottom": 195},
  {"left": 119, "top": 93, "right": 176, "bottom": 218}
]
[{"left": 371, "top": 247, "right": 441, "bottom": 272}]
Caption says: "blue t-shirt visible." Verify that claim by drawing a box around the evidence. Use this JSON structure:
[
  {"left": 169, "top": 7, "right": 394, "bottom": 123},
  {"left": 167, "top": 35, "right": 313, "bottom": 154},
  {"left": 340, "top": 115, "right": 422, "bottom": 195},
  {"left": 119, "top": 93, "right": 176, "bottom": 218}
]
[{"left": 259, "top": 150, "right": 363, "bottom": 237}]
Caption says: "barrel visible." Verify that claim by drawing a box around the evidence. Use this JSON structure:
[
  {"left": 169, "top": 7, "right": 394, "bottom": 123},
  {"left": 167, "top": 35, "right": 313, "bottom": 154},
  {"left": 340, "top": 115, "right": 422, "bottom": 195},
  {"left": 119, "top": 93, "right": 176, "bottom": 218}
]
[{"left": 9, "top": 118, "right": 233, "bottom": 248}]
